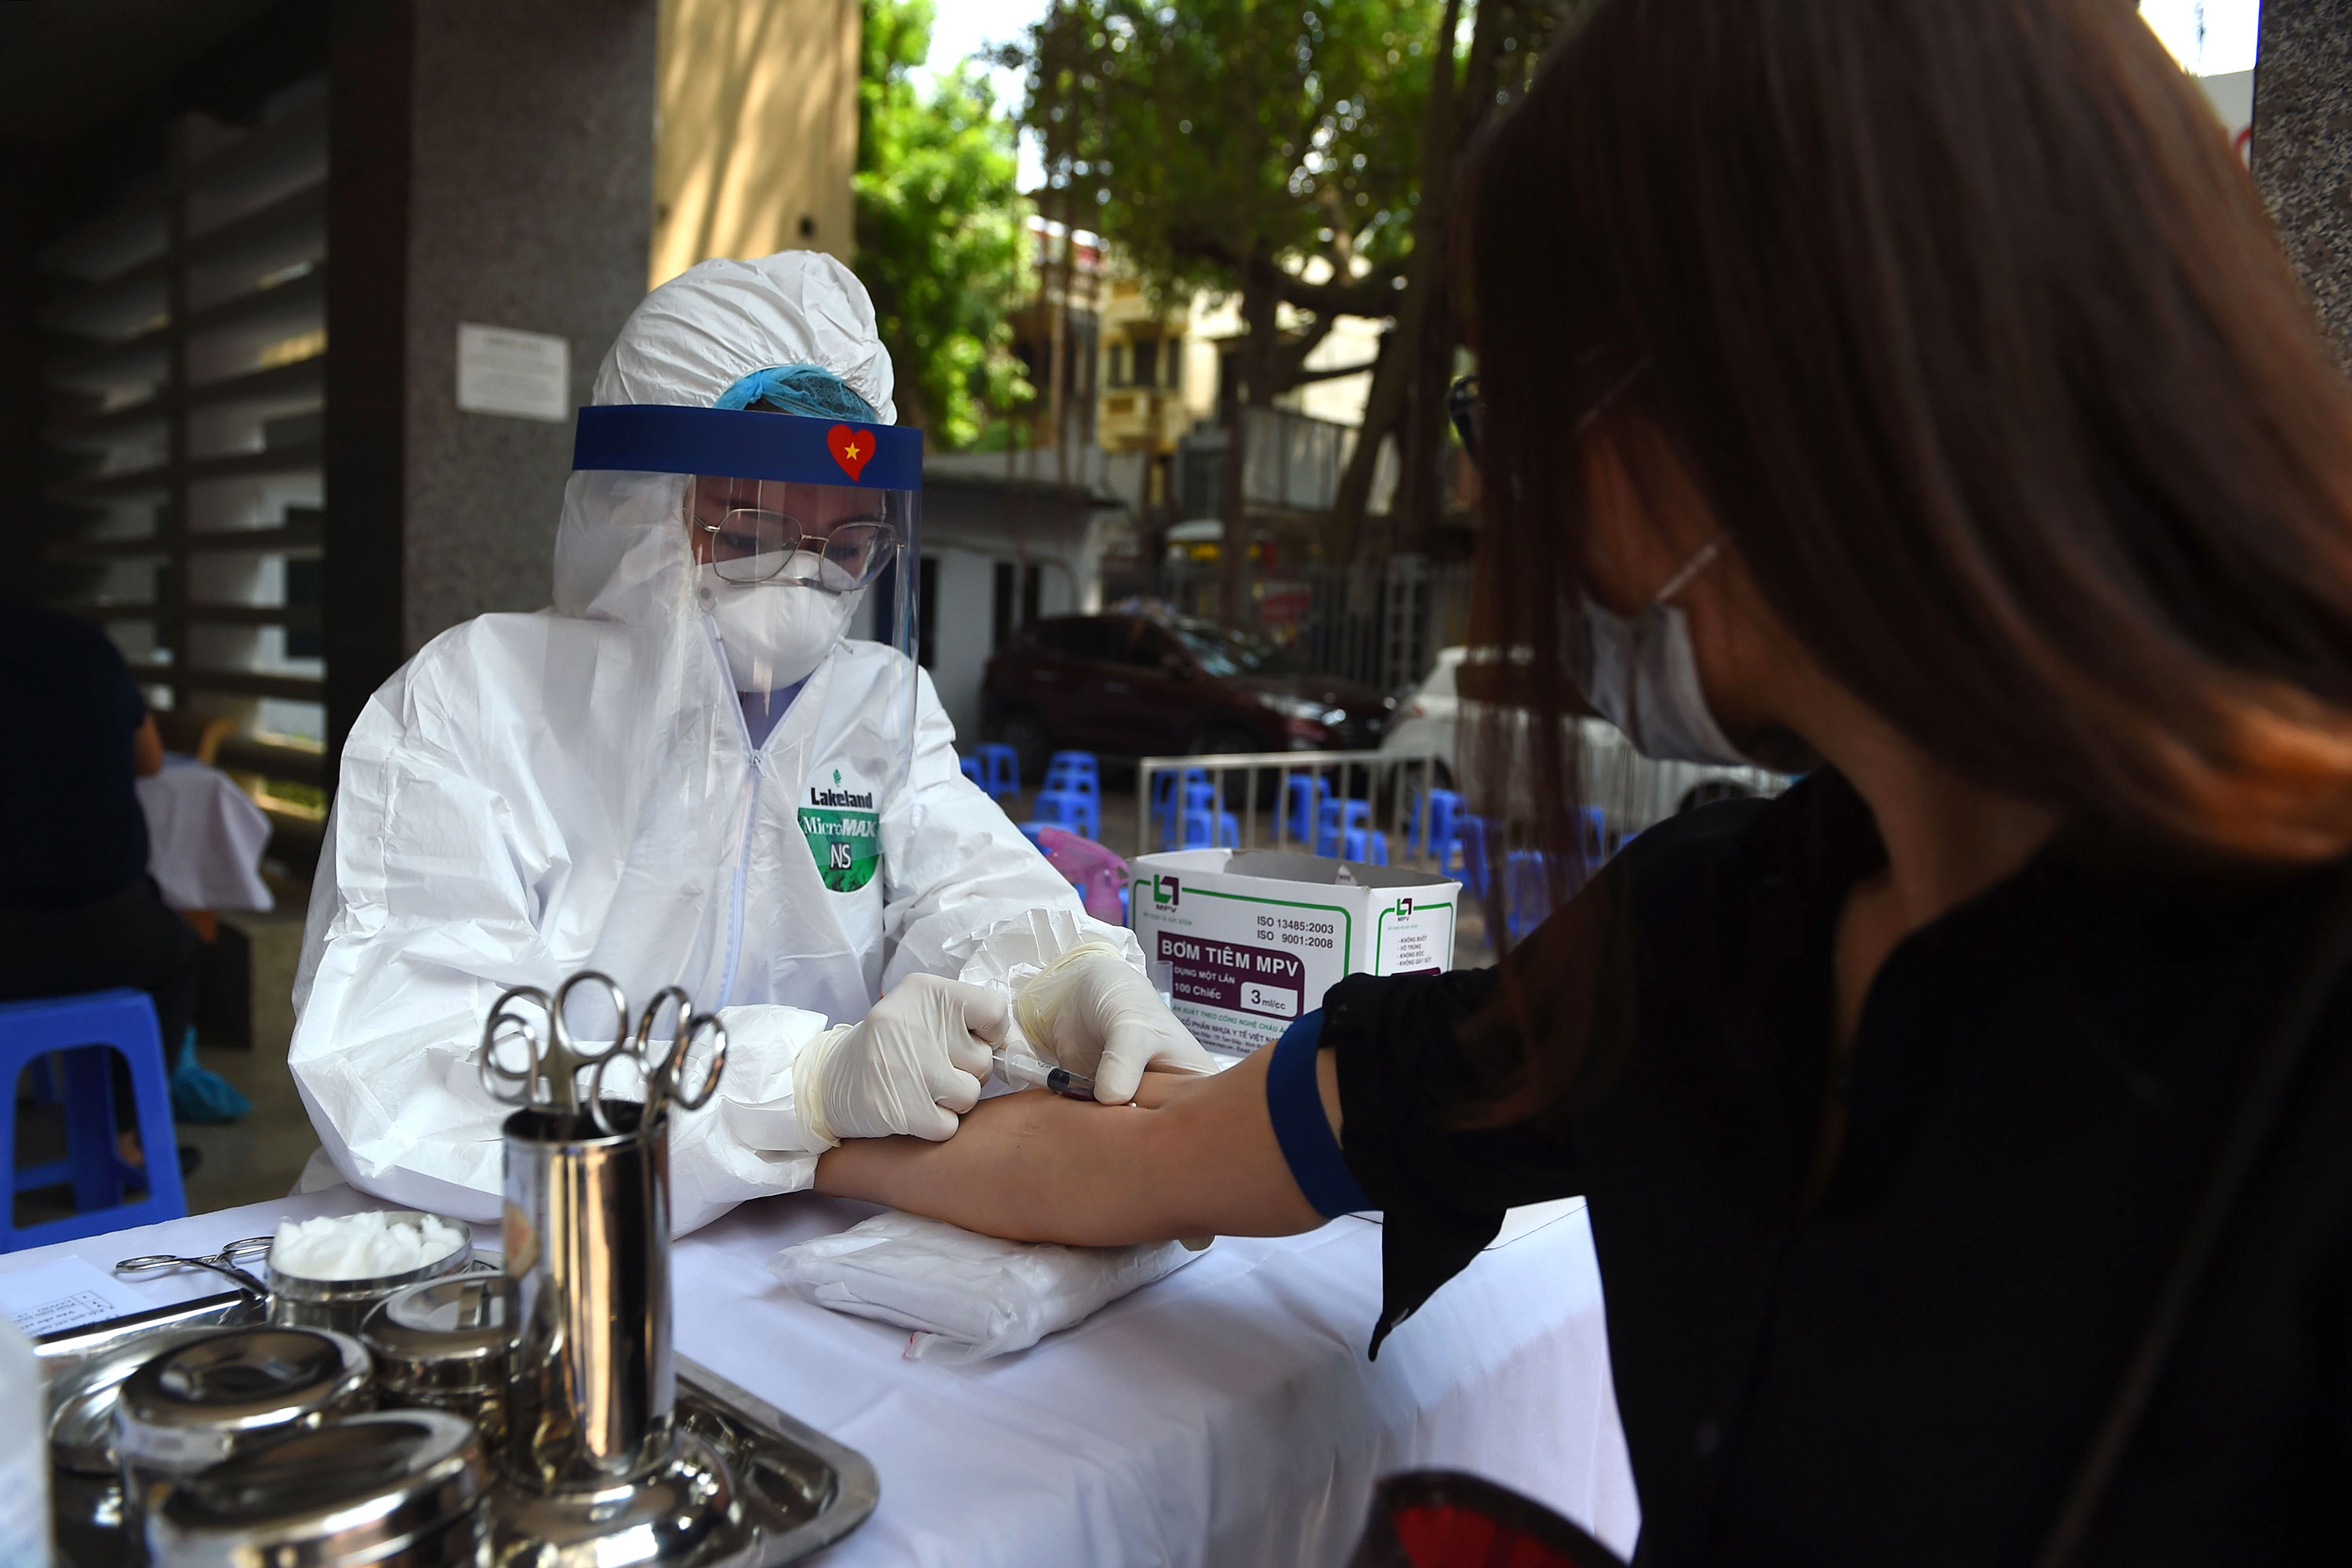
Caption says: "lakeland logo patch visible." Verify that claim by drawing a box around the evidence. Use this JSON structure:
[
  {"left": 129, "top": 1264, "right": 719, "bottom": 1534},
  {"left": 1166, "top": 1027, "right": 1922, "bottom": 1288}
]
[{"left": 800, "top": 767, "right": 881, "bottom": 891}]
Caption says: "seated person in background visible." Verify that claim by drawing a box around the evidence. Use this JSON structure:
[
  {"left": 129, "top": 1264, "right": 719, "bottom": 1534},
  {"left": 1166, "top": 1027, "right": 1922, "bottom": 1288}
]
[
  {"left": 813, "top": 0, "right": 2352, "bottom": 1559},
  {"left": 0, "top": 597, "right": 204, "bottom": 1151}
]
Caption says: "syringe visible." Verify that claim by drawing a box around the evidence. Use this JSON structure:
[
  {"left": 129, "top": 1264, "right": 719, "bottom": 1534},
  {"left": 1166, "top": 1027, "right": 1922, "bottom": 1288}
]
[{"left": 993, "top": 1047, "right": 1097, "bottom": 1102}]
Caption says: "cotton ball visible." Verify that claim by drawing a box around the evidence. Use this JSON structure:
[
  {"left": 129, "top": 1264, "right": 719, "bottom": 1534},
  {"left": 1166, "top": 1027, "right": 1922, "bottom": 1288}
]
[{"left": 270, "top": 1211, "right": 466, "bottom": 1281}]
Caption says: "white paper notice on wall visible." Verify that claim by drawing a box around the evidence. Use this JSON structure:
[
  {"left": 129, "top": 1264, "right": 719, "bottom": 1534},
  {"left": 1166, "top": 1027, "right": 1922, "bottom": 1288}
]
[{"left": 456, "top": 322, "right": 571, "bottom": 423}]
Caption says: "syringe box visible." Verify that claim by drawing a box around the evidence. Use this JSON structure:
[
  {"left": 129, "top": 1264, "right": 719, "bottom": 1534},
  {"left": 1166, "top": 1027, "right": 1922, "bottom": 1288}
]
[{"left": 1129, "top": 848, "right": 1461, "bottom": 1058}]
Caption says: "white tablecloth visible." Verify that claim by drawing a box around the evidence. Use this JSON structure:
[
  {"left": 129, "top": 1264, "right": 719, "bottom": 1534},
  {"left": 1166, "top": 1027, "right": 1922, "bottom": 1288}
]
[
  {"left": 2, "top": 1189, "right": 1641, "bottom": 1566},
  {"left": 135, "top": 758, "right": 273, "bottom": 913}
]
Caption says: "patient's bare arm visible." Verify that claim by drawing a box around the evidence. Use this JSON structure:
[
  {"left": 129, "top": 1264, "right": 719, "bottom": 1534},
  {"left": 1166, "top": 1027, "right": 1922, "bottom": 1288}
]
[{"left": 813, "top": 1048, "right": 1335, "bottom": 1246}]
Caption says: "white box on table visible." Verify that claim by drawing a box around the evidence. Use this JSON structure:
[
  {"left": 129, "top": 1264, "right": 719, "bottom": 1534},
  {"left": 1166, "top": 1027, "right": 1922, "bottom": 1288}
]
[{"left": 1129, "top": 848, "right": 1461, "bottom": 1058}]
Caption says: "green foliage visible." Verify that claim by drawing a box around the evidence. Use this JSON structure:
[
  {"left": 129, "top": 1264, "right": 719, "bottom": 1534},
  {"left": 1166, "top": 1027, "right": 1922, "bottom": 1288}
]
[
  {"left": 855, "top": 0, "right": 1034, "bottom": 450},
  {"left": 1022, "top": 0, "right": 1441, "bottom": 302}
]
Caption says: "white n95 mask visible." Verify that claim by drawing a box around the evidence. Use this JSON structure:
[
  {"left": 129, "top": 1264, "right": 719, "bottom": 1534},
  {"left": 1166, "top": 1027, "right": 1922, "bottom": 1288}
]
[
  {"left": 1575, "top": 540, "right": 1749, "bottom": 765},
  {"left": 699, "top": 557, "right": 862, "bottom": 691}
]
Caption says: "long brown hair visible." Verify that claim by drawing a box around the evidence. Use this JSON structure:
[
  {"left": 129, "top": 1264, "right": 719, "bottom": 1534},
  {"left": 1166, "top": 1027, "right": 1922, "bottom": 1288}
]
[{"left": 1461, "top": 0, "right": 2352, "bottom": 1111}]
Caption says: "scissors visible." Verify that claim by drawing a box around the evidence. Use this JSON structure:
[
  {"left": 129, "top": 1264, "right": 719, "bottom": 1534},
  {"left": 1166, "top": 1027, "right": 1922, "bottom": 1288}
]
[{"left": 478, "top": 971, "right": 728, "bottom": 1134}]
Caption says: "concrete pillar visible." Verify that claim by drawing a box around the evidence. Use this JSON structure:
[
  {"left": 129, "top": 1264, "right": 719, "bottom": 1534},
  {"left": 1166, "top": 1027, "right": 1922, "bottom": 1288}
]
[
  {"left": 2255, "top": 0, "right": 2352, "bottom": 361},
  {"left": 650, "top": 0, "right": 859, "bottom": 289},
  {"left": 327, "top": 0, "right": 655, "bottom": 764}
]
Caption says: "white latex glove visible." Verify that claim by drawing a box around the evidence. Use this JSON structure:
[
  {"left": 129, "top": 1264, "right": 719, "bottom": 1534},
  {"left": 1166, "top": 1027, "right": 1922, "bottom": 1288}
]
[
  {"left": 1013, "top": 939, "right": 1218, "bottom": 1105},
  {"left": 792, "top": 974, "right": 1005, "bottom": 1144}
]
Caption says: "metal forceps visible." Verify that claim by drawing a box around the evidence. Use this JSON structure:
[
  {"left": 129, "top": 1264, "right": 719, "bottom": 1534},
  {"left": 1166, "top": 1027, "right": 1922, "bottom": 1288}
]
[
  {"left": 478, "top": 971, "right": 727, "bottom": 1134},
  {"left": 114, "top": 1234, "right": 274, "bottom": 1296}
]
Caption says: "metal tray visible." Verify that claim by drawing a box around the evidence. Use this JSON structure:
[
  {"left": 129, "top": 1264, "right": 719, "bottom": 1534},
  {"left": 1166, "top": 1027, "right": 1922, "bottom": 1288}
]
[
  {"left": 37, "top": 1292, "right": 877, "bottom": 1567},
  {"left": 671, "top": 1355, "right": 880, "bottom": 1565}
]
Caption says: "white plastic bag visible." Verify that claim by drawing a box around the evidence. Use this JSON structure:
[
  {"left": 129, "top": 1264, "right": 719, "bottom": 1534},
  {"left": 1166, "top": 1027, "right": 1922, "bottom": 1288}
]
[{"left": 767, "top": 1210, "right": 1205, "bottom": 1363}]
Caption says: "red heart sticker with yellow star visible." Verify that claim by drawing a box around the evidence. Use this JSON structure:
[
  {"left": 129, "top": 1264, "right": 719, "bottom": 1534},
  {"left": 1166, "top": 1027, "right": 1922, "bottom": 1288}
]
[{"left": 826, "top": 424, "right": 873, "bottom": 482}]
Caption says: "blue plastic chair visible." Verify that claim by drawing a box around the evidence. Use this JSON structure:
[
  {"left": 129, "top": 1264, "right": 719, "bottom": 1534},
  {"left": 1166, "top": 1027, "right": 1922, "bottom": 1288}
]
[
  {"left": 1316, "top": 798, "right": 1371, "bottom": 856},
  {"left": 974, "top": 743, "right": 1022, "bottom": 800},
  {"left": 1031, "top": 787, "right": 1102, "bottom": 840},
  {"left": 1340, "top": 826, "right": 1391, "bottom": 866},
  {"left": 959, "top": 755, "right": 984, "bottom": 786},
  {"left": 0, "top": 989, "right": 187, "bottom": 1249}
]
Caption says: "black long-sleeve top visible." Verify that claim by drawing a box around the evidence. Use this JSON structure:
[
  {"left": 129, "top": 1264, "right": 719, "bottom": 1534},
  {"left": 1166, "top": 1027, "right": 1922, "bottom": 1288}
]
[{"left": 1323, "top": 771, "right": 2352, "bottom": 1563}]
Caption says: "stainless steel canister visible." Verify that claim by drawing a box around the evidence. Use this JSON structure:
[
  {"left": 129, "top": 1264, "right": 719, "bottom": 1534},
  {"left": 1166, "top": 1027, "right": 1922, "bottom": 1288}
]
[
  {"left": 144, "top": 1409, "right": 491, "bottom": 1568},
  {"left": 364, "top": 1275, "right": 515, "bottom": 1465},
  {"left": 501, "top": 1101, "right": 674, "bottom": 1490},
  {"left": 114, "top": 1327, "right": 373, "bottom": 1530},
  {"left": 266, "top": 1218, "right": 477, "bottom": 1334}
]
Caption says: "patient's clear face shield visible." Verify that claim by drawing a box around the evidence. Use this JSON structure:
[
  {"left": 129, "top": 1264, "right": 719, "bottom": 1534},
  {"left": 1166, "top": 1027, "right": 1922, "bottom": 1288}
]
[{"left": 572, "top": 403, "right": 924, "bottom": 821}]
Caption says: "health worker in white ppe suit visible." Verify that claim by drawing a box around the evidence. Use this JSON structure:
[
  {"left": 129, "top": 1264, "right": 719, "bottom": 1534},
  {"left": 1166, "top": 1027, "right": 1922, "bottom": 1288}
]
[{"left": 289, "top": 251, "right": 1213, "bottom": 1232}]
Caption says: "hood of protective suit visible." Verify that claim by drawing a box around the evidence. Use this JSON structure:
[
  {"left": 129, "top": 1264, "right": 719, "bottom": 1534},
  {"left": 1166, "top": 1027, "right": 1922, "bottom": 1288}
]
[{"left": 554, "top": 250, "right": 898, "bottom": 630}]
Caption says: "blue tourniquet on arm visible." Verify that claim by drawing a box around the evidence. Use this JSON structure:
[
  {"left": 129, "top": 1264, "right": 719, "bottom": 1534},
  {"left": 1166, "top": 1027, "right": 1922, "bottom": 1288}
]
[{"left": 1265, "top": 1011, "right": 1370, "bottom": 1218}]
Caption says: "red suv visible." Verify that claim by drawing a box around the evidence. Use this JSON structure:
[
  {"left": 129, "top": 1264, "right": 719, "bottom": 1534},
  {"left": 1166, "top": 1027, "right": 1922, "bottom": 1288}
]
[{"left": 982, "top": 615, "right": 1392, "bottom": 773}]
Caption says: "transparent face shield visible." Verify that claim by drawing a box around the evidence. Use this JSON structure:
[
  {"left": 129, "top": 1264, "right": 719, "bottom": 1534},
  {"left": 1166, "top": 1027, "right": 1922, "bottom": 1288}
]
[{"left": 573, "top": 402, "right": 924, "bottom": 813}]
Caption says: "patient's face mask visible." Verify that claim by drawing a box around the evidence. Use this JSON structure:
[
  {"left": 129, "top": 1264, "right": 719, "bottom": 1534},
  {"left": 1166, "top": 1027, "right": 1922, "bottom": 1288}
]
[
  {"left": 690, "top": 477, "right": 893, "bottom": 691},
  {"left": 1575, "top": 540, "right": 1750, "bottom": 766}
]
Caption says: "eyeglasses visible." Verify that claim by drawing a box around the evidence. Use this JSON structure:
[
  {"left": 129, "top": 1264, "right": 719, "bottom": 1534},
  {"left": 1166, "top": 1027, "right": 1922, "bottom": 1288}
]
[
  {"left": 1448, "top": 360, "right": 1648, "bottom": 470},
  {"left": 1446, "top": 375, "right": 1483, "bottom": 463},
  {"left": 700, "top": 508, "right": 897, "bottom": 589}
]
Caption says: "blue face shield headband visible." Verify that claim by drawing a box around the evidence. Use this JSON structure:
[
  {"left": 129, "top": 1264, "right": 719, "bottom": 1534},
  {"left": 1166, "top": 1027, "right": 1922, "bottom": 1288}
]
[{"left": 572, "top": 405, "right": 924, "bottom": 488}]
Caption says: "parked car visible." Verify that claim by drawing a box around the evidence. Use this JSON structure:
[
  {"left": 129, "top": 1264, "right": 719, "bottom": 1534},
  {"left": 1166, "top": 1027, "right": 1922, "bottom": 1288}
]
[
  {"left": 1377, "top": 645, "right": 1786, "bottom": 840},
  {"left": 982, "top": 615, "right": 1392, "bottom": 776}
]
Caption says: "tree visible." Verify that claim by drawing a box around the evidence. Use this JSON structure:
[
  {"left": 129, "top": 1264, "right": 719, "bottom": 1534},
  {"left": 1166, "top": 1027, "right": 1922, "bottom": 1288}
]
[
  {"left": 1021, "top": 2, "right": 1588, "bottom": 597},
  {"left": 855, "top": 0, "right": 1035, "bottom": 449},
  {"left": 1326, "top": 0, "right": 1588, "bottom": 561},
  {"left": 1018, "top": 0, "right": 1439, "bottom": 626}
]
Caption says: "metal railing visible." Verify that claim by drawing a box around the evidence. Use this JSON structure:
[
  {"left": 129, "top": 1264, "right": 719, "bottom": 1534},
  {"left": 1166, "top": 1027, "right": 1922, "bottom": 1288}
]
[
  {"left": 1138, "top": 737, "right": 1791, "bottom": 866},
  {"left": 1137, "top": 750, "right": 1452, "bottom": 866}
]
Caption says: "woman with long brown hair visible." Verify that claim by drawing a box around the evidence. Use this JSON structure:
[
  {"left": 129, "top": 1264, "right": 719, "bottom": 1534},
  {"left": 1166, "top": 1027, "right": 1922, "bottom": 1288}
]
[{"left": 810, "top": 0, "right": 2352, "bottom": 1555}]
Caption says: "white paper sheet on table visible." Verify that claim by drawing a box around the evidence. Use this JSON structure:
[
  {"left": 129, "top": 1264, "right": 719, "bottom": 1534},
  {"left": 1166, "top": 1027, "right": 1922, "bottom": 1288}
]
[
  {"left": 1345, "top": 1195, "right": 1588, "bottom": 1250},
  {"left": 0, "top": 1255, "right": 161, "bottom": 1337}
]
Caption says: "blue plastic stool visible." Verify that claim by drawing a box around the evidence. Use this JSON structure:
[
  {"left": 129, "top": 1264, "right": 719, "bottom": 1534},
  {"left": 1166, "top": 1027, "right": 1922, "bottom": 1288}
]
[
  {"left": 1179, "top": 806, "right": 1240, "bottom": 848},
  {"left": 960, "top": 755, "right": 984, "bottom": 786},
  {"left": 1316, "top": 798, "right": 1371, "bottom": 856},
  {"left": 1044, "top": 753, "right": 1100, "bottom": 800},
  {"left": 0, "top": 989, "right": 187, "bottom": 1249},
  {"left": 1505, "top": 851, "right": 1559, "bottom": 942},
  {"left": 1406, "top": 787, "right": 1463, "bottom": 858},
  {"left": 1283, "top": 775, "right": 1328, "bottom": 843},
  {"left": 1153, "top": 768, "right": 1210, "bottom": 849},
  {"left": 1340, "top": 826, "right": 1391, "bottom": 866},
  {"left": 1031, "top": 788, "right": 1102, "bottom": 840},
  {"left": 974, "top": 743, "right": 1022, "bottom": 800},
  {"left": 1455, "top": 815, "right": 1495, "bottom": 899}
]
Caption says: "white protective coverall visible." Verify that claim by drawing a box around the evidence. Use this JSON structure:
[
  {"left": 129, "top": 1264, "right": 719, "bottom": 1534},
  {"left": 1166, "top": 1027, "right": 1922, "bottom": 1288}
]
[{"left": 290, "top": 252, "right": 1131, "bottom": 1232}]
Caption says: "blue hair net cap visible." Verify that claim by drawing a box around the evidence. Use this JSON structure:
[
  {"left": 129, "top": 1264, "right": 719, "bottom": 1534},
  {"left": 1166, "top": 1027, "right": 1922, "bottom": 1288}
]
[{"left": 714, "top": 364, "right": 884, "bottom": 423}]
